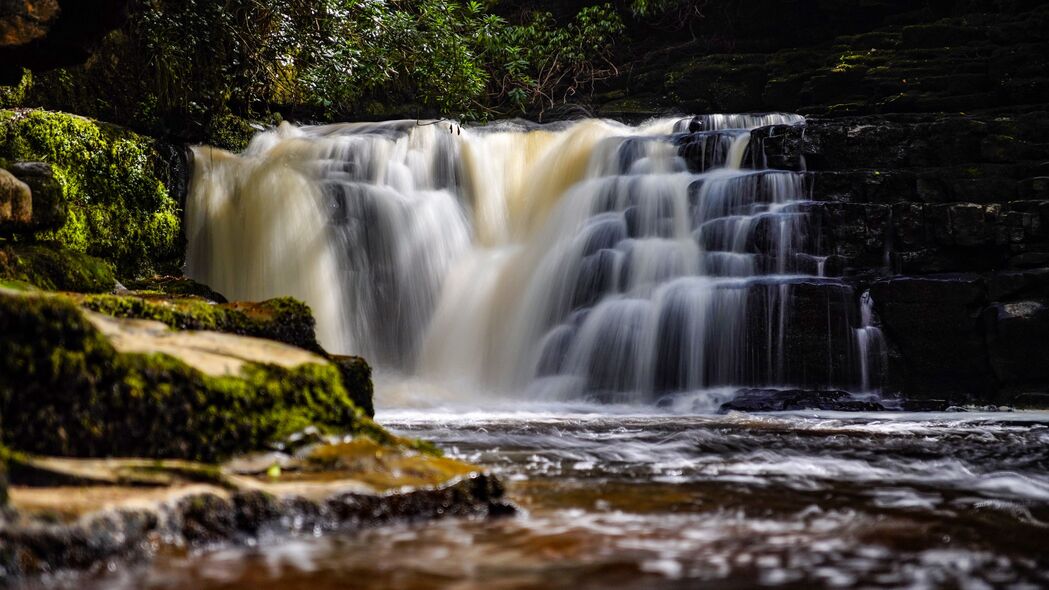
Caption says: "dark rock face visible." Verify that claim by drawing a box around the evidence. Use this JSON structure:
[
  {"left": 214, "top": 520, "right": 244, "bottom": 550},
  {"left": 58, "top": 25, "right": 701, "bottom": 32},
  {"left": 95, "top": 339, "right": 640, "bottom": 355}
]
[
  {"left": 719, "top": 389, "right": 885, "bottom": 413},
  {"left": 593, "top": 1, "right": 1049, "bottom": 119},
  {"left": 871, "top": 275, "right": 997, "bottom": 399},
  {"left": 723, "top": 109, "right": 1049, "bottom": 403},
  {"left": 0, "top": 0, "right": 127, "bottom": 83}
]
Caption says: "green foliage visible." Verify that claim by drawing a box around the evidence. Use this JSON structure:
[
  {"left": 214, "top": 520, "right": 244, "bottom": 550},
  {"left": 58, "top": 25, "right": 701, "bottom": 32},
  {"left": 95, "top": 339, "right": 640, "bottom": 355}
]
[
  {"left": 0, "top": 70, "right": 32, "bottom": 109},
  {"left": 3, "top": 0, "right": 634, "bottom": 133},
  {"left": 0, "top": 110, "right": 181, "bottom": 277}
]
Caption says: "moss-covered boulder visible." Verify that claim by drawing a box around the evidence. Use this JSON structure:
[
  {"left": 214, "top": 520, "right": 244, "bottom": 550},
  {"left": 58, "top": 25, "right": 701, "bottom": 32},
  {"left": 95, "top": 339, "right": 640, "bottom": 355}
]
[
  {"left": 0, "top": 242, "right": 114, "bottom": 292},
  {"left": 122, "top": 275, "right": 227, "bottom": 302},
  {"left": 0, "top": 288, "right": 367, "bottom": 462},
  {"left": 77, "top": 293, "right": 323, "bottom": 353},
  {"left": 0, "top": 109, "right": 181, "bottom": 277}
]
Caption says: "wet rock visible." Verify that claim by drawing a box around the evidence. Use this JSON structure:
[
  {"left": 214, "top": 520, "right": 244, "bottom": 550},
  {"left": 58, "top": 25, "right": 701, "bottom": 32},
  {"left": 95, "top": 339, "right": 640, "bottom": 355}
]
[
  {"left": 719, "top": 389, "right": 886, "bottom": 413},
  {"left": 870, "top": 275, "right": 994, "bottom": 399},
  {"left": 0, "top": 444, "right": 511, "bottom": 580},
  {"left": 739, "top": 280, "right": 857, "bottom": 389},
  {"left": 984, "top": 300, "right": 1049, "bottom": 389},
  {"left": 331, "top": 355, "right": 374, "bottom": 418}
]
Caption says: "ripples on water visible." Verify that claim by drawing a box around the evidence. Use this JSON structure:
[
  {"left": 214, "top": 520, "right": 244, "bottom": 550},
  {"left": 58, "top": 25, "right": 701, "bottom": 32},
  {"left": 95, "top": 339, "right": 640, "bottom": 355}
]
[{"left": 49, "top": 406, "right": 1049, "bottom": 590}]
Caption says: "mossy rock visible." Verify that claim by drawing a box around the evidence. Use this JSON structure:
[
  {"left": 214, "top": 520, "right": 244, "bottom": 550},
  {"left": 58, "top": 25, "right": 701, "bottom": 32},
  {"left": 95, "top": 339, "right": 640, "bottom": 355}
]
[
  {"left": 77, "top": 293, "right": 323, "bottom": 354},
  {"left": 74, "top": 291, "right": 376, "bottom": 415},
  {"left": 0, "top": 109, "right": 181, "bottom": 278},
  {"left": 0, "top": 289, "right": 368, "bottom": 462},
  {"left": 0, "top": 242, "right": 115, "bottom": 292},
  {"left": 122, "top": 276, "right": 227, "bottom": 302},
  {"left": 331, "top": 355, "right": 375, "bottom": 418}
]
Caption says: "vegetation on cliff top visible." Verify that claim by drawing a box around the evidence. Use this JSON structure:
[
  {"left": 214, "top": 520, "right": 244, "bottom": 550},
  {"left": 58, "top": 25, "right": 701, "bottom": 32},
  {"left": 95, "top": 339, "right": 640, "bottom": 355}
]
[{"left": 2, "top": 0, "right": 706, "bottom": 144}]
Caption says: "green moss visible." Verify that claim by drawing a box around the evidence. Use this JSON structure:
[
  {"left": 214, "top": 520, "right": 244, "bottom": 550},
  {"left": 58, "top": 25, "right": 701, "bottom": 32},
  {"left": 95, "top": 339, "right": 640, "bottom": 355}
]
[
  {"left": 0, "top": 109, "right": 181, "bottom": 278},
  {"left": 205, "top": 113, "right": 260, "bottom": 152},
  {"left": 0, "top": 243, "right": 115, "bottom": 293},
  {"left": 0, "top": 71, "right": 33, "bottom": 109},
  {"left": 78, "top": 294, "right": 323, "bottom": 353},
  {"left": 123, "top": 276, "right": 227, "bottom": 302},
  {"left": 0, "top": 291, "right": 370, "bottom": 462}
]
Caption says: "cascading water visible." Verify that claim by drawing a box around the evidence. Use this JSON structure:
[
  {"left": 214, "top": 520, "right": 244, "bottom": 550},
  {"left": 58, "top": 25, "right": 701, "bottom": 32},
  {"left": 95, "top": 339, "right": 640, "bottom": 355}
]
[{"left": 186, "top": 113, "right": 886, "bottom": 404}]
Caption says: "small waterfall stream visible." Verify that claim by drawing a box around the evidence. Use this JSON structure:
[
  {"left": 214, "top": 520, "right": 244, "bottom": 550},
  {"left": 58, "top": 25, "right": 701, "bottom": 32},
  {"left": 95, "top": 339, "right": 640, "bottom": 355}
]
[{"left": 186, "top": 114, "right": 888, "bottom": 403}]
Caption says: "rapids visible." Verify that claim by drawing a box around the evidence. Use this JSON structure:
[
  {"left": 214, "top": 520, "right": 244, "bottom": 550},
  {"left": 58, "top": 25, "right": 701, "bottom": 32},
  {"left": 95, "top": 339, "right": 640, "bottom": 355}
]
[
  {"left": 52, "top": 408, "right": 1049, "bottom": 589},
  {"left": 184, "top": 113, "right": 886, "bottom": 404}
]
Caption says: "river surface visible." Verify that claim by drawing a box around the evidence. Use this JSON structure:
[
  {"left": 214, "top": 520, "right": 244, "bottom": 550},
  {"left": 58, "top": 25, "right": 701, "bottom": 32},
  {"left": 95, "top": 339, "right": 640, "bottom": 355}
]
[{"left": 52, "top": 405, "right": 1049, "bottom": 590}]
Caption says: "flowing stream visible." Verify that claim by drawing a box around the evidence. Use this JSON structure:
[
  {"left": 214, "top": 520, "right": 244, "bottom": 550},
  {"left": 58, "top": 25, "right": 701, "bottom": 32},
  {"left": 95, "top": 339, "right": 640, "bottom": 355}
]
[
  {"left": 185, "top": 113, "right": 881, "bottom": 401},
  {"left": 63, "top": 407, "right": 1049, "bottom": 589},
  {"left": 102, "top": 114, "right": 1049, "bottom": 588}
]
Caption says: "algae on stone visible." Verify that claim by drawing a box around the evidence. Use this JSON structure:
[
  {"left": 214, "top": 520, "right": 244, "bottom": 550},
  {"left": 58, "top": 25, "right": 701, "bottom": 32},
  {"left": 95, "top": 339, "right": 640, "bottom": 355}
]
[
  {"left": 77, "top": 293, "right": 324, "bottom": 353},
  {"left": 0, "top": 242, "right": 115, "bottom": 292},
  {"left": 0, "top": 109, "right": 181, "bottom": 278},
  {"left": 0, "top": 289, "right": 364, "bottom": 462}
]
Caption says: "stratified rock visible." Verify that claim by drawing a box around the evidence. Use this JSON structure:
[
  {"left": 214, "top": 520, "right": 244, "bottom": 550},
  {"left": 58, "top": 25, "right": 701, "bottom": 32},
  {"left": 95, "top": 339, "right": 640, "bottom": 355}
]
[
  {"left": 985, "top": 300, "right": 1049, "bottom": 389},
  {"left": 870, "top": 275, "right": 994, "bottom": 399},
  {"left": 77, "top": 293, "right": 324, "bottom": 354},
  {"left": 0, "top": 441, "right": 512, "bottom": 580},
  {"left": 121, "top": 275, "right": 227, "bottom": 303},
  {"left": 719, "top": 388, "right": 885, "bottom": 413},
  {"left": 0, "top": 288, "right": 367, "bottom": 461},
  {"left": 0, "top": 166, "right": 30, "bottom": 230}
]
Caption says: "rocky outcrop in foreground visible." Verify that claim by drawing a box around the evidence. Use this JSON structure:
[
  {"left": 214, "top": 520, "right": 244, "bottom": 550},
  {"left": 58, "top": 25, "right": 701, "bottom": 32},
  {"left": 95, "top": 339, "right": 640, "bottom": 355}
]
[
  {"left": 0, "top": 440, "right": 512, "bottom": 579},
  {"left": 0, "top": 281, "right": 509, "bottom": 581}
]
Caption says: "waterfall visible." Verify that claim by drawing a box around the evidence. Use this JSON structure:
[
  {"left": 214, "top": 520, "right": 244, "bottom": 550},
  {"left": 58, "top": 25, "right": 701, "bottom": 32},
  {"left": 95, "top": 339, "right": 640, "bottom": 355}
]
[{"left": 186, "top": 113, "right": 882, "bottom": 403}]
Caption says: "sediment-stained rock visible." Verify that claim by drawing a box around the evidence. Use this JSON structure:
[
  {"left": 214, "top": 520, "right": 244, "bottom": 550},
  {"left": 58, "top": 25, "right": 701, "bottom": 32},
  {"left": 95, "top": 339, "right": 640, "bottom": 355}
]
[{"left": 0, "top": 443, "right": 512, "bottom": 580}]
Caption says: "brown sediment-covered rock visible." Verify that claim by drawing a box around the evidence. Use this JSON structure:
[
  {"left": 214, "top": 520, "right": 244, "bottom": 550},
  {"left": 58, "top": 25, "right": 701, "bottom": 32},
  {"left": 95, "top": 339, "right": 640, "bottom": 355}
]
[{"left": 0, "top": 444, "right": 513, "bottom": 580}]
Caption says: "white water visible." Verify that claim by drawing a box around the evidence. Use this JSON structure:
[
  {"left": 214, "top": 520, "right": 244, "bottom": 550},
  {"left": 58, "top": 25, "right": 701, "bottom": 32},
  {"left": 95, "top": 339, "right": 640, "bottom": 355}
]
[{"left": 186, "top": 113, "right": 885, "bottom": 404}]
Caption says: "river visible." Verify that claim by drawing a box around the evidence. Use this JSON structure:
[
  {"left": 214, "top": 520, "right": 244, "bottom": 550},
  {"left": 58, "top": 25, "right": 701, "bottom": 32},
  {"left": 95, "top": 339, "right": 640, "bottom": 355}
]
[{"left": 57, "top": 404, "right": 1049, "bottom": 589}]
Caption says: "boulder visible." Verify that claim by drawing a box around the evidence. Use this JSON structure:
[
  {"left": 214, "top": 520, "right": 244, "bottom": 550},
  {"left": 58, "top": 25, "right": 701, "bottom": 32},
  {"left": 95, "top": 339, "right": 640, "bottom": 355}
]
[
  {"left": 7, "top": 161, "right": 64, "bottom": 230},
  {"left": 0, "top": 166, "right": 30, "bottom": 230},
  {"left": 0, "top": 288, "right": 369, "bottom": 461}
]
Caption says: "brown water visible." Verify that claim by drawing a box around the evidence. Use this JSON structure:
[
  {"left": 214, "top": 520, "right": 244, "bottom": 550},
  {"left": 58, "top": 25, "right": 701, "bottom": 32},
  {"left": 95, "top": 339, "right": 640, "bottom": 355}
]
[{"left": 34, "top": 406, "right": 1049, "bottom": 589}]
